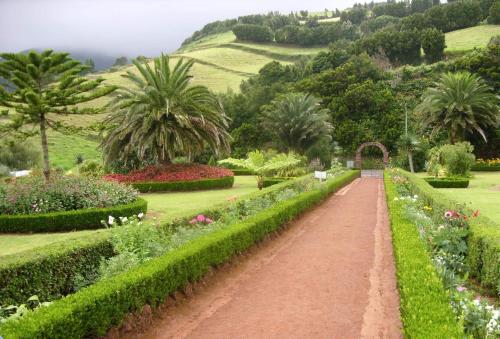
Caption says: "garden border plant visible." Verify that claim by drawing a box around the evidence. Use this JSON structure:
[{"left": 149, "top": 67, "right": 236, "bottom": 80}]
[
  {"left": 0, "top": 198, "right": 148, "bottom": 233},
  {"left": 0, "top": 170, "right": 360, "bottom": 338},
  {"left": 384, "top": 171, "right": 464, "bottom": 338},
  {"left": 397, "top": 169, "right": 500, "bottom": 296},
  {"left": 424, "top": 177, "right": 470, "bottom": 188},
  {"left": 131, "top": 176, "right": 234, "bottom": 193}
]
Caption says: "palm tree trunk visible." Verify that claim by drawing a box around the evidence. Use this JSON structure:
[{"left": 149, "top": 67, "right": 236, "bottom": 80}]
[
  {"left": 39, "top": 113, "right": 51, "bottom": 181},
  {"left": 408, "top": 150, "right": 415, "bottom": 173}
]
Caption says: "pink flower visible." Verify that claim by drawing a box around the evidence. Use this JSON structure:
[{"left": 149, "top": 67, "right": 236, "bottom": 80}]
[
  {"left": 205, "top": 218, "right": 213, "bottom": 224},
  {"left": 189, "top": 218, "right": 197, "bottom": 224},
  {"left": 457, "top": 286, "right": 466, "bottom": 292},
  {"left": 196, "top": 214, "right": 206, "bottom": 222},
  {"left": 444, "top": 210, "right": 458, "bottom": 219}
]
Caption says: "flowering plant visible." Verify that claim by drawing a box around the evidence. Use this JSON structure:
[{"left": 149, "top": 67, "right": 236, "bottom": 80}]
[
  {"left": 104, "top": 164, "right": 233, "bottom": 183},
  {"left": 189, "top": 214, "right": 213, "bottom": 225}
]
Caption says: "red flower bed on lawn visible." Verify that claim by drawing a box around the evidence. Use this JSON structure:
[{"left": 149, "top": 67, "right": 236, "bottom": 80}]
[{"left": 104, "top": 164, "right": 234, "bottom": 183}]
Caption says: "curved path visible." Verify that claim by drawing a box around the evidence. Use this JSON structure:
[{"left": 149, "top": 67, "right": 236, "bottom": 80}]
[{"left": 130, "top": 177, "right": 402, "bottom": 339}]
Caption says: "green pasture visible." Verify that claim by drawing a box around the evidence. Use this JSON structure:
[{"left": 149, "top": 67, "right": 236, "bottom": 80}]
[{"left": 445, "top": 25, "right": 500, "bottom": 52}]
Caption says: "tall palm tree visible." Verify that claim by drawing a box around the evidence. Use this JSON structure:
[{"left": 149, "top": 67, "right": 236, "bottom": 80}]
[
  {"left": 416, "top": 72, "right": 499, "bottom": 144},
  {"left": 262, "top": 93, "right": 333, "bottom": 154},
  {"left": 101, "top": 54, "right": 230, "bottom": 166}
]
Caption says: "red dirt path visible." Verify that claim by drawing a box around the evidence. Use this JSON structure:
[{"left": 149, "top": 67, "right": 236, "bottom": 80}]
[{"left": 131, "top": 177, "right": 402, "bottom": 339}]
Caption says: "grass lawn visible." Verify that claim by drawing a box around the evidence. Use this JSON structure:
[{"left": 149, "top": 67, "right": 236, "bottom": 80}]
[
  {"left": 418, "top": 171, "right": 500, "bottom": 223},
  {"left": 445, "top": 25, "right": 500, "bottom": 52},
  {"left": 0, "top": 176, "right": 258, "bottom": 257}
]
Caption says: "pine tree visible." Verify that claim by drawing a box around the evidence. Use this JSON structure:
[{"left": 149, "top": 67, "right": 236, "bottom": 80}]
[{"left": 0, "top": 49, "right": 116, "bottom": 181}]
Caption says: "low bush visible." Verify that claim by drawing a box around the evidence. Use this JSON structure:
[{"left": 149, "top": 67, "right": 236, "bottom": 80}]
[
  {"left": 0, "top": 175, "right": 138, "bottom": 215},
  {"left": 471, "top": 165, "right": 500, "bottom": 171},
  {"left": 0, "top": 198, "right": 148, "bottom": 233},
  {"left": 0, "top": 234, "right": 114, "bottom": 305},
  {"left": 424, "top": 177, "right": 469, "bottom": 188},
  {"left": 472, "top": 158, "right": 500, "bottom": 171},
  {"left": 262, "top": 177, "right": 293, "bottom": 188},
  {"left": 131, "top": 176, "right": 234, "bottom": 193},
  {"left": 384, "top": 172, "right": 464, "bottom": 338},
  {"left": 229, "top": 168, "right": 255, "bottom": 176},
  {"left": 397, "top": 170, "right": 500, "bottom": 296},
  {"left": 0, "top": 171, "right": 360, "bottom": 338}
]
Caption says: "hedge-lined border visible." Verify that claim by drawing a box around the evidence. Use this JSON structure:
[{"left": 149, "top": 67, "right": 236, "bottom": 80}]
[
  {"left": 471, "top": 165, "right": 500, "bottom": 171},
  {"left": 398, "top": 170, "right": 500, "bottom": 295},
  {"left": 384, "top": 172, "right": 464, "bottom": 338},
  {"left": 130, "top": 176, "right": 234, "bottom": 192},
  {"left": 262, "top": 177, "right": 293, "bottom": 188},
  {"left": 424, "top": 177, "right": 469, "bottom": 188},
  {"left": 0, "top": 198, "right": 148, "bottom": 233},
  {"left": 0, "top": 172, "right": 328, "bottom": 307},
  {"left": 0, "top": 171, "right": 360, "bottom": 338},
  {"left": 230, "top": 169, "right": 255, "bottom": 176}
]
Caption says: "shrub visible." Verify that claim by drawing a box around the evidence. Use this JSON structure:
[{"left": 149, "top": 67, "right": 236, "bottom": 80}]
[
  {"left": 421, "top": 28, "right": 446, "bottom": 63},
  {"left": 0, "top": 234, "right": 114, "bottom": 305},
  {"left": 384, "top": 172, "right": 464, "bottom": 338},
  {"left": 489, "top": 0, "right": 500, "bottom": 24},
  {"left": 440, "top": 142, "right": 475, "bottom": 177},
  {"left": 424, "top": 177, "right": 470, "bottom": 188},
  {"left": 232, "top": 24, "right": 273, "bottom": 42},
  {"left": 0, "top": 138, "right": 40, "bottom": 171},
  {"left": 262, "top": 177, "right": 293, "bottom": 188},
  {"left": 78, "top": 160, "right": 104, "bottom": 178},
  {"left": 472, "top": 158, "right": 500, "bottom": 171},
  {"left": 0, "top": 171, "right": 360, "bottom": 338},
  {"left": 0, "top": 175, "right": 138, "bottom": 215},
  {"left": 0, "top": 197, "right": 148, "bottom": 233},
  {"left": 131, "top": 176, "right": 234, "bottom": 193}
]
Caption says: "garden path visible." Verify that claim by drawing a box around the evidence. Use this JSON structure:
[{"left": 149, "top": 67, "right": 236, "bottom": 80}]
[{"left": 129, "top": 177, "right": 402, "bottom": 339}]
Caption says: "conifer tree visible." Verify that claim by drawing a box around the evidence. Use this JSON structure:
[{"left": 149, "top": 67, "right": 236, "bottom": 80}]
[{"left": 0, "top": 49, "right": 116, "bottom": 180}]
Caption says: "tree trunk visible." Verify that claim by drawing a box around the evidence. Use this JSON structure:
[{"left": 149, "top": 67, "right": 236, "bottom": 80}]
[
  {"left": 450, "top": 130, "right": 456, "bottom": 145},
  {"left": 408, "top": 150, "right": 415, "bottom": 173},
  {"left": 39, "top": 113, "right": 51, "bottom": 181}
]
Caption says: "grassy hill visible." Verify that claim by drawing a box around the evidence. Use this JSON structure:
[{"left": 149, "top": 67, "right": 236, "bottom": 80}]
[{"left": 445, "top": 25, "right": 500, "bottom": 52}]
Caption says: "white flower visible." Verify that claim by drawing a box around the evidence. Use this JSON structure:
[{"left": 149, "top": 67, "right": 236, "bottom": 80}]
[
  {"left": 108, "top": 216, "right": 115, "bottom": 225},
  {"left": 119, "top": 216, "right": 128, "bottom": 223},
  {"left": 413, "top": 194, "right": 418, "bottom": 199},
  {"left": 138, "top": 212, "right": 144, "bottom": 219},
  {"left": 394, "top": 197, "right": 399, "bottom": 201}
]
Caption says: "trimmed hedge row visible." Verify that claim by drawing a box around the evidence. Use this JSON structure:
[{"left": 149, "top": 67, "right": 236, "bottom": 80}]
[
  {"left": 230, "top": 169, "right": 255, "bottom": 175},
  {"left": 399, "top": 170, "right": 500, "bottom": 296},
  {"left": 471, "top": 165, "right": 500, "bottom": 171},
  {"left": 0, "top": 171, "right": 360, "bottom": 338},
  {"left": 424, "top": 177, "right": 469, "bottom": 188},
  {"left": 131, "top": 176, "right": 234, "bottom": 192},
  {"left": 0, "top": 198, "right": 148, "bottom": 233},
  {"left": 262, "top": 177, "right": 293, "bottom": 188},
  {"left": 384, "top": 172, "right": 464, "bottom": 338},
  {"left": 0, "top": 233, "right": 113, "bottom": 305}
]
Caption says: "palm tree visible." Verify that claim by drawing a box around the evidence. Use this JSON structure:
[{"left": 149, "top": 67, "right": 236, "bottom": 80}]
[
  {"left": 416, "top": 72, "right": 499, "bottom": 144},
  {"left": 101, "top": 54, "right": 230, "bottom": 166},
  {"left": 262, "top": 93, "right": 333, "bottom": 154}
]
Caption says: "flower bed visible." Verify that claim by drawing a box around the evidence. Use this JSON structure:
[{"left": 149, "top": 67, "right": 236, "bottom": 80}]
[
  {"left": 424, "top": 177, "right": 469, "bottom": 188},
  {"left": 472, "top": 158, "right": 500, "bottom": 171},
  {"left": 0, "top": 171, "right": 360, "bottom": 338},
  {"left": 104, "top": 164, "right": 235, "bottom": 192}
]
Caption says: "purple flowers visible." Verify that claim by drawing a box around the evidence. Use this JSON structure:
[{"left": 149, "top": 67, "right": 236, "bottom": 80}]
[{"left": 189, "top": 214, "right": 213, "bottom": 225}]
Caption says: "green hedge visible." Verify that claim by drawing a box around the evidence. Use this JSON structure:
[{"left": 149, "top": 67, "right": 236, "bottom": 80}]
[
  {"left": 471, "top": 165, "right": 500, "bottom": 171},
  {"left": 398, "top": 170, "right": 500, "bottom": 296},
  {"left": 230, "top": 169, "right": 255, "bottom": 176},
  {"left": 0, "top": 171, "right": 360, "bottom": 338},
  {"left": 424, "top": 177, "right": 469, "bottom": 188},
  {"left": 262, "top": 177, "right": 293, "bottom": 188},
  {"left": 0, "top": 198, "right": 148, "bottom": 233},
  {"left": 384, "top": 172, "right": 464, "bottom": 338},
  {"left": 0, "top": 233, "right": 113, "bottom": 306},
  {"left": 131, "top": 176, "right": 234, "bottom": 192}
]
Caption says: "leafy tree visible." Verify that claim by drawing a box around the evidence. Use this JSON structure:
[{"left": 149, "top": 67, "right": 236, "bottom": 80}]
[
  {"left": 400, "top": 13, "right": 427, "bottom": 31},
  {"left": 340, "top": 7, "right": 368, "bottom": 24},
  {"left": 261, "top": 93, "right": 333, "bottom": 154},
  {"left": 101, "top": 54, "right": 230, "bottom": 166},
  {"left": 424, "top": 5, "right": 449, "bottom": 31},
  {"left": 372, "top": 2, "right": 408, "bottom": 17},
  {"left": 416, "top": 72, "right": 499, "bottom": 144},
  {"left": 489, "top": 0, "right": 500, "bottom": 23},
  {"left": 445, "top": 0, "right": 482, "bottom": 31},
  {"left": 411, "top": 0, "right": 434, "bottom": 13},
  {"left": 232, "top": 24, "right": 273, "bottom": 42},
  {"left": 0, "top": 50, "right": 115, "bottom": 180},
  {"left": 361, "top": 15, "right": 401, "bottom": 33},
  {"left": 421, "top": 28, "right": 446, "bottom": 62},
  {"left": 113, "top": 56, "right": 128, "bottom": 66}
]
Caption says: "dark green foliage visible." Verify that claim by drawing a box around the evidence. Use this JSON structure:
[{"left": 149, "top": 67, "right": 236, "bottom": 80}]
[
  {"left": 0, "top": 198, "right": 147, "bottom": 233},
  {"left": 262, "top": 177, "right": 292, "bottom": 187},
  {"left": 398, "top": 170, "right": 500, "bottom": 296},
  {"left": 230, "top": 168, "right": 256, "bottom": 175},
  {"left": 411, "top": 0, "right": 434, "bottom": 13},
  {"left": 0, "top": 171, "right": 360, "bottom": 338},
  {"left": 232, "top": 24, "right": 273, "bottom": 42},
  {"left": 0, "top": 138, "right": 40, "bottom": 170},
  {"left": 489, "top": 0, "right": 500, "bottom": 23},
  {"left": 360, "top": 15, "right": 401, "bottom": 34},
  {"left": 384, "top": 173, "right": 465, "bottom": 338},
  {"left": 130, "top": 176, "right": 234, "bottom": 193},
  {"left": 0, "top": 234, "right": 114, "bottom": 305},
  {"left": 340, "top": 7, "right": 368, "bottom": 24},
  {"left": 372, "top": 2, "right": 408, "bottom": 18},
  {"left": 400, "top": 13, "right": 427, "bottom": 31},
  {"left": 445, "top": 0, "right": 482, "bottom": 31},
  {"left": 112, "top": 56, "right": 128, "bottom": 66},
  {"left": 421, "top": 28, "right": 446, "bottom": 62},
  {"left": 275, "top": 22, "right": 358, "bottom": 46},
  {"left": 424, "top": 177, "right": 470, "bottom": 188},
  {"left": 471, "top": 164, "right": 500, "bottom": 171}
]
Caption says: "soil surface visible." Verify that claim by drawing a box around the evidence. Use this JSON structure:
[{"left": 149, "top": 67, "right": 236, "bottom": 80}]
[{"left": 129, "top": 177, "right": 402, "bottom": 339}]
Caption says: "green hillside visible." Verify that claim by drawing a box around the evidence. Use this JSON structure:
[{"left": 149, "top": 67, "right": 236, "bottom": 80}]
[{"left": 445, "top": 25, "right": 500, "bottom": 52}]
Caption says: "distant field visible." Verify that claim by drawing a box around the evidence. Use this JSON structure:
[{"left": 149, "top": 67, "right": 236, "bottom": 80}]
[{"left": 445, "top": 25, "right": 500, "bottom": 52}]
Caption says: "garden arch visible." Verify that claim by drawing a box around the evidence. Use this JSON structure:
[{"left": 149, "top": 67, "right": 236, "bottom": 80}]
[{"left": 355, "top": 142, "right": 389, "bottom": 169}]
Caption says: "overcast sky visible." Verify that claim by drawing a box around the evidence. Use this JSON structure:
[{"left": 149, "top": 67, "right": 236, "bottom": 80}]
[{"left": 0, "top": 0, "right": 358, "bottom": 57}]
